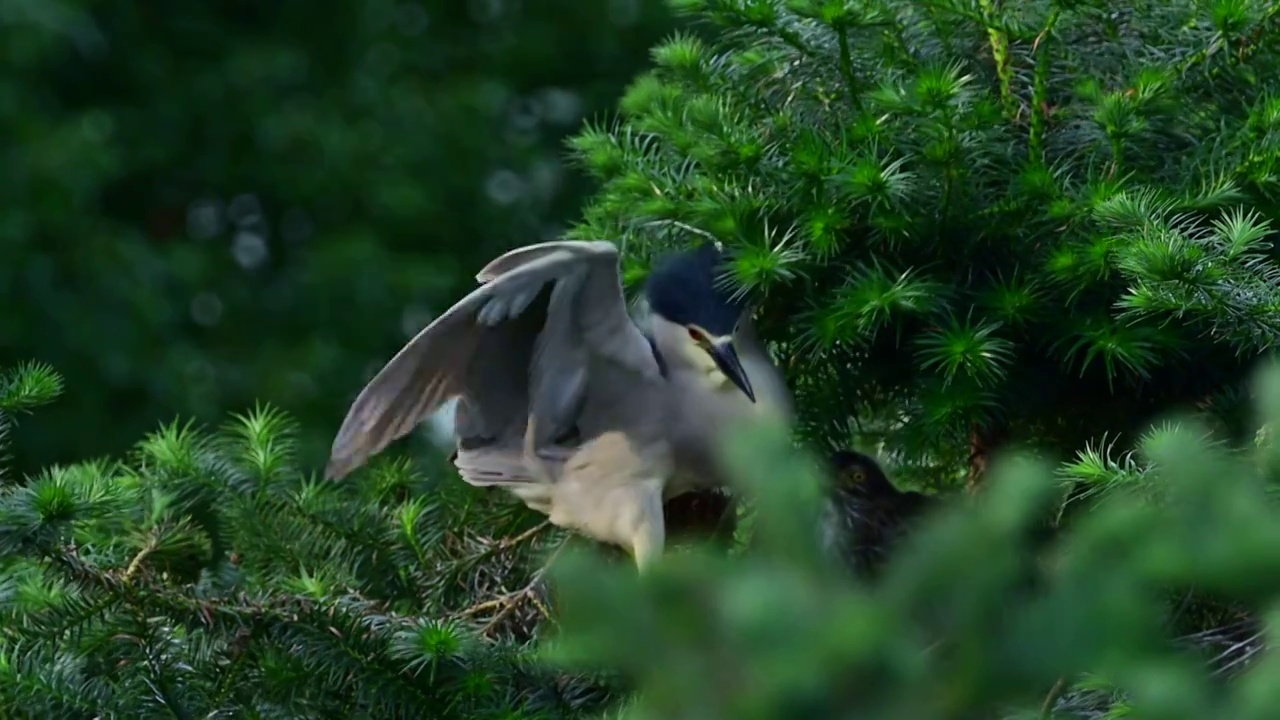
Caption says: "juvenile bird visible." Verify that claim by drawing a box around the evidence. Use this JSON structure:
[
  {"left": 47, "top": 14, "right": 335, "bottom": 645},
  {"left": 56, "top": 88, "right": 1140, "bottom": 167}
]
[
  {"left": 822, "top": 449, "right": 934, "bottom": 578},
  {"left": 326, "top": 240, "right": 793, "bottom": 569}
]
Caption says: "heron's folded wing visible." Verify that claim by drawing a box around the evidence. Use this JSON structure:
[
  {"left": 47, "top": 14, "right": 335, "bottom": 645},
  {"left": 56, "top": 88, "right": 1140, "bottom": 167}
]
[
  {"left": 325, "top": 244, "right": 659, "bottom": 481},
  {"left": 526, "top": 242, "right": 664, "bottom": 444}
]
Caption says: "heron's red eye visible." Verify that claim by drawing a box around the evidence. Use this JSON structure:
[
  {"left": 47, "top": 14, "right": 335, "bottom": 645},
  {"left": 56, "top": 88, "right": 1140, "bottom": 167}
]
[{"left": 687, "top": 327, "right": 701, "bottom": 342}]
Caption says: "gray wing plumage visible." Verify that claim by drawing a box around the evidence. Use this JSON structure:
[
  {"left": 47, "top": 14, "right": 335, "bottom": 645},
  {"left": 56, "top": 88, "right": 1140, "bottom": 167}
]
[
  {"left": 325, "top": 240, "right": 661, "bottom": 481},
  {"left": 473, "top": 240, "right": 589, "bottom": 283}
]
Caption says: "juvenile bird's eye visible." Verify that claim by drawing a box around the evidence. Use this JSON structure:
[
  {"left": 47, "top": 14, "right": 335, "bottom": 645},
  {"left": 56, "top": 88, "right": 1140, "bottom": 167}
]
[{"left": 687, "top": 327, "right": 702, "bottom": 342}]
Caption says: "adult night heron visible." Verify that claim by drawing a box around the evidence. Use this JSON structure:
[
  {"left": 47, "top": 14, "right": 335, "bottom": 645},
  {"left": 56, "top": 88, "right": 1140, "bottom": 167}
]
[{"left": 326, "top": 240, "right": 793, "bottom": 569}]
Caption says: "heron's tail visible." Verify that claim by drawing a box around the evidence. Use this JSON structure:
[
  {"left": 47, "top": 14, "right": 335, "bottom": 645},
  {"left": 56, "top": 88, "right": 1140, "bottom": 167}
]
[{"left": 451, "top": 426, "right": 568, "bottom": 489}]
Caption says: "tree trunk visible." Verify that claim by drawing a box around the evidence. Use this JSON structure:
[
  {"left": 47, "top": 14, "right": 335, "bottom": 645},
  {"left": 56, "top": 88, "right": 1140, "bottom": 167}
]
[{"left": 966, "top": 422, "right": 1008, "bottom": 493}]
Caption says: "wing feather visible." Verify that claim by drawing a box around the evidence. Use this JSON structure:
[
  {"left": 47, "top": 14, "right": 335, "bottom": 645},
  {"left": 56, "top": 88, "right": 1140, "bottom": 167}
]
[
  {"left": 528, "top": 266, "right": 589, "bottom": 446},
  {"left": 325, "top": 241, "right": 659, "bottom": 481},
  {"left": 475, "top": 240, "right": 586, "bottom": 283}
]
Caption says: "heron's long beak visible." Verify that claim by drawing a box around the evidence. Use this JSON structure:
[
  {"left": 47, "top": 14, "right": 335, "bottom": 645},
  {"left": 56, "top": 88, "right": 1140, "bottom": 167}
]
[{"left": 709, "top": 340, "right": 756, "bottom": 403}]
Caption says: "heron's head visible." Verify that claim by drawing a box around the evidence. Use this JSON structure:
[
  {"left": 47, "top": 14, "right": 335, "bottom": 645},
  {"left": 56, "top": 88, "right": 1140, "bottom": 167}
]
[{"left": 645, "top": 243, "right": 755, "bottom": 402}]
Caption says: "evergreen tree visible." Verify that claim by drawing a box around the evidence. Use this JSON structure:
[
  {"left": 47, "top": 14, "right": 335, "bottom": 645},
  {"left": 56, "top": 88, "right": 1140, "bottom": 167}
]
[
  {"left": 0, "top": 361, "right": 619, "bottom": 718},
  {"left": 11, "top": 0, "right": 1280, "bottom": 717},
  {"left": 567, "top": 0, "right": 1280, "bottom": 489}
]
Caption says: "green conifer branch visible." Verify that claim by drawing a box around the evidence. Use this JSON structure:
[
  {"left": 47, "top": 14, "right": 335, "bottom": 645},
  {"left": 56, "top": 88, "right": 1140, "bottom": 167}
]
[
  {"left": 0, "top": 361, "right": 617, "bottom": 717},
  {"left": 571, "top": 0, "right": 1280, "bottom": 482}
]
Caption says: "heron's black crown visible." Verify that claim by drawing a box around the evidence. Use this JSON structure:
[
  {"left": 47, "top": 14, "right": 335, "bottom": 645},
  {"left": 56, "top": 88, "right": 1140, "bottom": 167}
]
[{"left": 644, "top": 243, "right": 746, "bottom": 336}]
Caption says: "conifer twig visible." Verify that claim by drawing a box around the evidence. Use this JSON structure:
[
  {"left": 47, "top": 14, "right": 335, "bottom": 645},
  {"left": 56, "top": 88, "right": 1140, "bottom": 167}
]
[{"left": 123, "top": 535, "right": 159, "bottom": 582}]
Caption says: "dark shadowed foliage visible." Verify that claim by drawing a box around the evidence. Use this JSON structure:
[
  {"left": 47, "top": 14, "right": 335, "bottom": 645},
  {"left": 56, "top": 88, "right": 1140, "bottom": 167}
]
[{"left": 2, "top": 0, "right": 675, "bottom": 475}]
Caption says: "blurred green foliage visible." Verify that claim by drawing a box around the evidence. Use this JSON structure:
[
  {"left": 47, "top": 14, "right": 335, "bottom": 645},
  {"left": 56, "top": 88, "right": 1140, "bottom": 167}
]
[
  {"left": 2, "top": 0, "right": 674, "bottom": 474},
  {"left": 549, "top": 376, "right": 1280, "bottom": 720}
]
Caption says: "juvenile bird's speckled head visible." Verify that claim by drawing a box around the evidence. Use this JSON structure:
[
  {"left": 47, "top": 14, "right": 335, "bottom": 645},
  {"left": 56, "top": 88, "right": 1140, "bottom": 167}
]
[{"left": 830, "top": 449, "right": 898, "bottom": 499}]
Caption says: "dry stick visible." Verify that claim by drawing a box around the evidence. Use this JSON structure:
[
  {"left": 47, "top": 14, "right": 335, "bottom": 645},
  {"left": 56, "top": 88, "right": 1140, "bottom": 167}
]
[
  {"left": 500, "top": 520, "right": 551, "bottom": 551},
  {"left": 455, "top": 596, "right": 508, "bottom": 618},
  {"left": 452, "top": 522, "right": 560, "bottom": 621},
  {"left": 452, "top": 519, "right": 552, "bottom": 601},
  {"left": 123, "top": 535, "right": 160, "bottom": 582},
  {"left": 479, "top": 539, "right": 571, "bottom": 637},
  {"left": 1040, "top": 676, "right": 1066, "bottom": 718}
]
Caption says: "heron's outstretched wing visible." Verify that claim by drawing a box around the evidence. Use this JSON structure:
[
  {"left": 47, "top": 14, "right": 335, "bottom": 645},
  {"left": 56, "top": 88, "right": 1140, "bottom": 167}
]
[
  {"left": 326, "top": 240, "right": 659, "bottom": 481},
  {"left": 474, "top": 240, "right": 593, "bottom": 283}
]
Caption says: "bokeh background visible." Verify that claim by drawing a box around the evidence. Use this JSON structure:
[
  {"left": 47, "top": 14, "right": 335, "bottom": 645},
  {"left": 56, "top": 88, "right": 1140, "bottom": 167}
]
[{"left": 3, "top": 0, "right": 676, "bottom": 474}]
